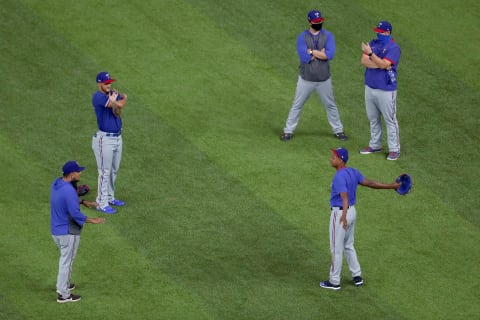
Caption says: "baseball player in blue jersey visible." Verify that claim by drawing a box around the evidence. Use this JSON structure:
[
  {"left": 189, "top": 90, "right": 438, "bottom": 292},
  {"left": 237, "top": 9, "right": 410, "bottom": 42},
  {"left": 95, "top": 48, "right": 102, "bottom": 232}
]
[
  {"left": 51, "top": 161, "right": 105, "bottom": 303},
  {"left": 280, "top": 9, "right": 347, "bottom": 142},
  {"left": 319, "top": 148, "right": 400, "bottom": 290},
  {"left": 360, "top": 21, "right": 402, "bottom": 160},
  {"left": 92, "top": 72, "right": 128, "bottom": 214}
]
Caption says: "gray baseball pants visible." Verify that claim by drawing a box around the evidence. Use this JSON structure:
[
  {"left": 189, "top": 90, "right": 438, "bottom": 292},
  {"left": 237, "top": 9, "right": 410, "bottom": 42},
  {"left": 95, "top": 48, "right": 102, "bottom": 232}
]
[
  {"left": 284, "top": 76, "right": 344, "bottom": 134},
  {"left": 52, "top": 234, "right": 80, "bottom": 298},
  {"left": 328, "top": 206, "right": 361, "bottom": 285},
  {"left": 92, "top": 131, "right": 122, "bottom": 208},
  {"left": 365, "top": 86, "right": 400, "bottom": 152}
]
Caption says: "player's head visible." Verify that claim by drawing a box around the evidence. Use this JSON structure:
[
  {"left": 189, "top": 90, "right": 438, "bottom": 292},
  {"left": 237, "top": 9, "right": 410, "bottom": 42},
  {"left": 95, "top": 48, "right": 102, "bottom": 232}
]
[
  {"left": 331, "top": 147, "right": 349, "bottom": 167},
  {"left": 62, "top": 160, "right": 85, "bottom": 181},
  {"left": 308, "top": 10, "right": 325, "bottom": 31},
  {"left": 373, "top": 20, "right": 392, "bottom": 35},
  {"left": 96, "top": 71, "right": 115, "bottom": 93},
  {"left": 96, "top": 71, "right": 115, "bottom": 84}
]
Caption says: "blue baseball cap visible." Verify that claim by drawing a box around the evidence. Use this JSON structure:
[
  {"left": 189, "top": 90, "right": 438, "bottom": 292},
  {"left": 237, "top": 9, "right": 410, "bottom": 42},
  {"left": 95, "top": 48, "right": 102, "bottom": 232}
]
[
  {"left": 96, "top": 71, "right": 115, "bottom": 84},
  {"left": 374, "top": 20, "right": 392, "bottom": 33},
  {"left": 62, "top": 161, "right": 85, "bottom": 176},
  {"left": 308, "top": 10, "right": 325, "bottom": 24},
  {"left": 331, "top": 147, "right": 349, "bottom": 163}
]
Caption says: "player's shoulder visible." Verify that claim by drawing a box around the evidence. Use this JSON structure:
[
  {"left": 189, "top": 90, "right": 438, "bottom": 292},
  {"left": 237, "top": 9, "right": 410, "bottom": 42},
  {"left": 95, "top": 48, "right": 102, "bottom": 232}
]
[
  {"left": 92, "top": 90, "right": 108, "bottom": 104},
  {"left": 387, "top": 39, "right": 400, "bottom": 49},
  {"left": 344, "top": 166, "right": 363, "bottom": 177}
]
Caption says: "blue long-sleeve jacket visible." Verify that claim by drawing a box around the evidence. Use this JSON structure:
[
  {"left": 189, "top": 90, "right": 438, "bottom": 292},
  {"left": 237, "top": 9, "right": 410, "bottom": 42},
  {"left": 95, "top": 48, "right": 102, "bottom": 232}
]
[
  {"left": 296, "top": 29, "right": 336, "bottom": 64},
  {"left": 50, "top": 178, "right": 87, "bottom": 235}
]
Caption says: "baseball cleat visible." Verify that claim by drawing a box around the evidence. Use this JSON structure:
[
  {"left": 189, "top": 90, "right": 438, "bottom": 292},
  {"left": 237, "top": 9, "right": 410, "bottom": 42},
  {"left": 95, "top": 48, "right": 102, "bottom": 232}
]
[
  {"left": 386, "top": 152, "right": 400, "bottom": 161},
  {"left": 96, "top": 205, "right": 117, "bottom": 214},
  {"left": 280, "top": 133, "right": 293, "bottom": 141},
  {"left": 360, "top": 147, "right": 382, "bottom": 154},
  {"left": 319, "top": 280, "right": 341, "bottom": 290},
  {"left": 109, "top": 199, "right": 125, "bottom": 206},
  {"left": 57, "top": 294, "right": 81, "bottom": 303},
  {"left": 353, "top": 276, "right": 364, "bottom": 287},
  {"left": 333, "top": 132, "right": 348, "bottom": 141}
]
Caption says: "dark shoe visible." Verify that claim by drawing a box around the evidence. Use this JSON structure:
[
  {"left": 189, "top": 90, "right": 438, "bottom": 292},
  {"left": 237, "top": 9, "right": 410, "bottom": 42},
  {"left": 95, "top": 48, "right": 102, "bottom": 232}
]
[
  {"left": 333, "top": 132, "right": 348, "bottom": 141},
  {"left": 57, "top": 294, "right": 81, "bottom": 303},
  {"left": 55, "top": 283, "right": 75, "bottom": 293},
  {"left": 386, "top": 151, "right": 400, "bottom": 161},
  {"left": 360, "top": 147, "right": 382, "bottom": 154},
  {"left": 280, "top": 133, "right": 293, "bottom": 142},
  {"left": 319, "top": 280, "right": 341, "bottom": 290},
  {"left": 353, "top": 276, "right": 364, "bottom": 287}
]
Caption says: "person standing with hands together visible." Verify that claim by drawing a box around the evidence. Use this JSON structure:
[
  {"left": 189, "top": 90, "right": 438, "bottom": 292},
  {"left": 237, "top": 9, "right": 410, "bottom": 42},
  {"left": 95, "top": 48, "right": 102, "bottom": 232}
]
[
  {"left": 92, "top": 72, "right": 128, "bottom": 214},
  {"left": 280, "top": 9, "right": 348, "bottom": 142},
  {"left": 51, "top": 161, "right": 105, "bottom": 303},
  {"left": 319, "top": 148, "right": 400, "bottom": 290},
  {"left": 360, "top": 21, "right": 401, "bottom": 161}
]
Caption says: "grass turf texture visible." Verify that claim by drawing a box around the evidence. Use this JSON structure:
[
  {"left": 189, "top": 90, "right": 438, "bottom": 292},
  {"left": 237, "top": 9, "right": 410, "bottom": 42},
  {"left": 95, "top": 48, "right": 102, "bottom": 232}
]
[{"left": 0, "top": 0, "right": 479, "bottom": 319}]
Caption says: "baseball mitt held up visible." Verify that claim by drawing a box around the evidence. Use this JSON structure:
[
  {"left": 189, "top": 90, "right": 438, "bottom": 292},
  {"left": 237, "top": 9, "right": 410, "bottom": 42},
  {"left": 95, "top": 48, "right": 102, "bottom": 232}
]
[
  {"left": 77, "top": 184, "right": 90, "bottom": 197},
  {"left": 396, "top": 174, "right": 413, "bottom": 195}
]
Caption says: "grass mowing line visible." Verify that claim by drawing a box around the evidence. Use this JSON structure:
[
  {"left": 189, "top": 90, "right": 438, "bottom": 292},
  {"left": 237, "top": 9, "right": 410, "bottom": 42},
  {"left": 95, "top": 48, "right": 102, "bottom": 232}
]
[
  {"left": 356, "top": 181, "right": 479, "bottom": 319},
  {"left": 0, "top": 120, "right": 404, "bottom": 319},
  {"left": 3, "top": 0, "right": 480, "bottom": 318},
  {"left": 0, "top": 135, "right": 212, "bottom": 320},
  {"left": 358, "top": 0, "right": 480, "bottom": 89}
]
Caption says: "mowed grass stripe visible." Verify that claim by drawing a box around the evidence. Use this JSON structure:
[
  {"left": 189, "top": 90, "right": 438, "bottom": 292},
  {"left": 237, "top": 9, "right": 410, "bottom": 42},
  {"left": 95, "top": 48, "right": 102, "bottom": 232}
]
[
  {"left": 2, "top": 1, "right": 406, "bottom": 319},
  {"left": 0, "top": 135, "right": 213, "bottom": 320},
  {"left": 1, "top": 0, "right": 478, "bottom": 318},
  {"left": 110, "top": 109, "right": 410, "bottom": 319},
  {"left": 182, "top": 0, "right": 480, "bottom": 228}
]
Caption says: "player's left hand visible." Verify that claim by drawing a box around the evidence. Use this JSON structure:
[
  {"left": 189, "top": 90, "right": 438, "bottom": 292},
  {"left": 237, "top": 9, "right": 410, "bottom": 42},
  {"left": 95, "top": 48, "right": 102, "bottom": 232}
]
[{"left": 340, "top": 215, "right": 348, "bottom": 230}]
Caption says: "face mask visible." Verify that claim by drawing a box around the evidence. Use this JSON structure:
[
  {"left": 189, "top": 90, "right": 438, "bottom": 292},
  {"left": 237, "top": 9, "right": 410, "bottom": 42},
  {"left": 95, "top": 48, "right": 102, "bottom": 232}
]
[
  {"left": 376, "top": 33, "right": 391, "bottom": 44},
  {"left": 311, "top": 23, "right": 323, "bottom": 31}
]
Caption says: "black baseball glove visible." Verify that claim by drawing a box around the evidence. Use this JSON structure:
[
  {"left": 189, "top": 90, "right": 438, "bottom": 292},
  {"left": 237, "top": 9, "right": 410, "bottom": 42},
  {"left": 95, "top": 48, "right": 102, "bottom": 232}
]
[{"left": 77, "top": 184, "right": 90, "bottom": 197}]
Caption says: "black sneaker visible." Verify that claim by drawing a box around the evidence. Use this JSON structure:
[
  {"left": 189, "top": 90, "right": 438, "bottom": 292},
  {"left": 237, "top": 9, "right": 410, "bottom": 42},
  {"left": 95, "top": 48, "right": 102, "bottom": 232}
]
[
  {"left": 280, "top": 133, "right": 293, "bottom": 142},
  {"left": 57, "top": 293, "right": 81, "bottom": 303},
  {"left": 319, "top": 280, "right": 341, "bottom": 290},
  {"left": 334, "top": 132, "right": 348, "bottom": 141},
  {"left": 54, "top": 283, "right": 75, "bottom": 293},
  {"left": 353, "top": 276, "right": 364, "bottom": 287}
]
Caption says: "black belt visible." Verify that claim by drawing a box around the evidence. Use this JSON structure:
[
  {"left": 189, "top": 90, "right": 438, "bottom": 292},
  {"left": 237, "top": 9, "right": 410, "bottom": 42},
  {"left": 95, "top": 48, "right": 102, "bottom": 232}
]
[
  {"left": 99, "top": 130, "right": 122, "bottom": 137},
  {"left": 105, "top": 132, "right": 121, "bottom": 137},
  {"left": 331, "top": 206, "right": 350, "bottom": 210}
]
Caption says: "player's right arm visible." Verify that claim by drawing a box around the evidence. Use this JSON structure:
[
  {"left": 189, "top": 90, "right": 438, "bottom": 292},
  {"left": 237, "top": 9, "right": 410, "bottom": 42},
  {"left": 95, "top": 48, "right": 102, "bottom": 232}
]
[
  {"left": 361, "top": 42, "right": 392, "bottom": 69},
  {"left": 360, "top": 178, "right": 399, "bottom": 189}
]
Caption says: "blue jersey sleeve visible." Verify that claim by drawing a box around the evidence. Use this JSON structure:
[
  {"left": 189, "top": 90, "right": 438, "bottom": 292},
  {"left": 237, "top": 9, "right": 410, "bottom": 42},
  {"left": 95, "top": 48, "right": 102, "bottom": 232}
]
[
  {"left": 66, "top": 188, "right": 87, "bottom": 227},
  {"left": 297, "top": 31, "right": 311, "bottom": 64},
  {"left": 297, "top": 30, "right": 336, "bottom": 63},
  {"left": 323, "top": 30, "right": 336, "bottom": 61},
  {"left": 384, "top": 44, "right": 400, "bottom": 66}
]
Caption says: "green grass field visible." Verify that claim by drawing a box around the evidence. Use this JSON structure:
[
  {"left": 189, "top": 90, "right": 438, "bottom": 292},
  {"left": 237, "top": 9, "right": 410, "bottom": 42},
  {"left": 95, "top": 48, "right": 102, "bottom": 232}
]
[{"left": 1, "top": 0, "right": 479, "bottom": 319}]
